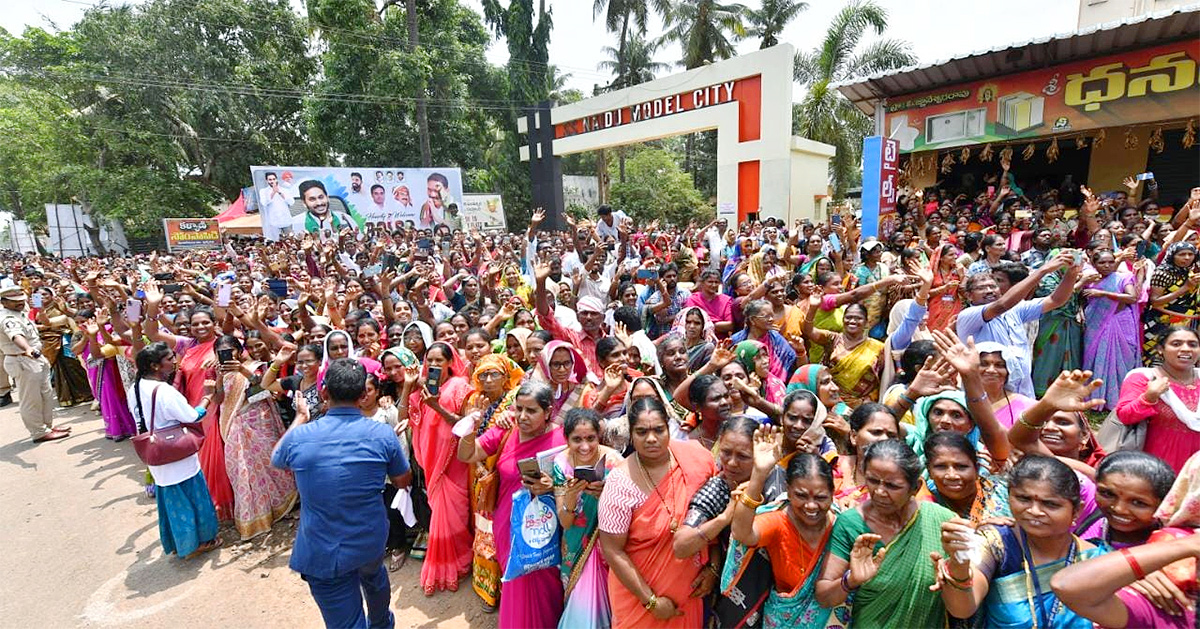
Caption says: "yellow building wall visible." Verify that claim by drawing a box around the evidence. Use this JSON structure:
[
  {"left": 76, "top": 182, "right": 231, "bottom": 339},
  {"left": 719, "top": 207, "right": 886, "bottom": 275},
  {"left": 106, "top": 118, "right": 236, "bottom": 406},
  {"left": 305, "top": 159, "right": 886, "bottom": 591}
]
[{"left": 1087, "top": 127, "right": 1151, "bottom": 196}]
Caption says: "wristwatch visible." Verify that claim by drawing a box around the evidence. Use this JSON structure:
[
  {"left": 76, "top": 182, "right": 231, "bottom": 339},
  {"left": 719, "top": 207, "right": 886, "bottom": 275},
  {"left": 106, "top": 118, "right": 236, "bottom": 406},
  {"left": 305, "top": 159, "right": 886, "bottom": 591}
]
[{"left": 29, "top": 349, "right": 41, "bottom": 358}]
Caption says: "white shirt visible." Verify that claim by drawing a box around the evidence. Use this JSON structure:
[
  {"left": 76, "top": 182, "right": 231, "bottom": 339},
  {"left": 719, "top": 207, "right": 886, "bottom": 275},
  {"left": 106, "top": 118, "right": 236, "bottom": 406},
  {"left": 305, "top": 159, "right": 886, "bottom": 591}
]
[
  {"left": 596, "top": 211, "right": 630, "bottom": 240},
  {"left": 127, "top": 380, "right": 201, "bottom": 486},
  {"left": 257, "top": 185, "right": 293, "bottom": 228}
]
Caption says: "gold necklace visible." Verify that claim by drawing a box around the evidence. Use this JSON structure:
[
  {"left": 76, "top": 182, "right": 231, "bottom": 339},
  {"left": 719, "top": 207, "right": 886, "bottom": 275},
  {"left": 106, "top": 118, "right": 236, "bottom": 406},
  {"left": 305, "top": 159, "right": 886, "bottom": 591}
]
[{"left": 636, "top": 452, "right": 678, "bottom": 533}]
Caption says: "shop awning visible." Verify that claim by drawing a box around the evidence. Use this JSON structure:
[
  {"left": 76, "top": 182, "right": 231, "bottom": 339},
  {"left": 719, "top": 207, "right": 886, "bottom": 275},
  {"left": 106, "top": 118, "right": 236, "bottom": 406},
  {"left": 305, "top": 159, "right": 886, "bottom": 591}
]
[{"left": 834, "top": 4, "right": 1200, "bottom": 116}]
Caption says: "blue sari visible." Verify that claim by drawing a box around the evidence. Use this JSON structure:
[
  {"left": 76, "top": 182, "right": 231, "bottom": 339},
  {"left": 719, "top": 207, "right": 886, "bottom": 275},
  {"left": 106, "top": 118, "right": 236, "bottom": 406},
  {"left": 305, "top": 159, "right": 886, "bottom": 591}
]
[{"left": 979, "top": 525, "right": 1107, "bottom": 629}]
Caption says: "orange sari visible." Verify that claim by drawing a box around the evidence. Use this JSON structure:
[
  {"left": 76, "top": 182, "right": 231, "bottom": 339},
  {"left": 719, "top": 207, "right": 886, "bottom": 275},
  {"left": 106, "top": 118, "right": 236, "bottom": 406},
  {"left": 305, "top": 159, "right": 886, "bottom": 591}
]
[{"left": 608, "top": 440, "right": 715, "bottom": 628}]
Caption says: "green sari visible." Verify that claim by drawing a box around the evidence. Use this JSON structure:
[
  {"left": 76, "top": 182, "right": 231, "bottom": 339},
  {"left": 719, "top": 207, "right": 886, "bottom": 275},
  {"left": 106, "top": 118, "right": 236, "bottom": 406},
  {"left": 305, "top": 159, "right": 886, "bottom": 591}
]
[
  {"left": 829, "top": 501, "right": 955, "bottom": 628},
  {"left": 1030, "top": 267, "right": 1081, "bottom": 397}
]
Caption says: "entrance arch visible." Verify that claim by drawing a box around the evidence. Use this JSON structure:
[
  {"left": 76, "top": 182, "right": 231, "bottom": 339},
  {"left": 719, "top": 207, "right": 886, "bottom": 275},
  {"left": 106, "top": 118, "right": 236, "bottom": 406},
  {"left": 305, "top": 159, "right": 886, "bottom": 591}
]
[{"left": 520, "top": 44, "right": 834, "bottom": 226}]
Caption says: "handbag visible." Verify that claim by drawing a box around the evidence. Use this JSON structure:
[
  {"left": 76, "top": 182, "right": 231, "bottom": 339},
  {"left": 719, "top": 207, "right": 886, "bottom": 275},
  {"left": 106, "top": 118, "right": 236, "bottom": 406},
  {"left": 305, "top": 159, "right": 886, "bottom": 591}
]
[
  {"left": 131, "top": 384, "right": 206, "bottom": 466},
  {"left": 1095, "top": 408, "right": 1146, "bottom": 453},
  {"left": 473, "top": 427, "right": 513, "bottom": 514}
]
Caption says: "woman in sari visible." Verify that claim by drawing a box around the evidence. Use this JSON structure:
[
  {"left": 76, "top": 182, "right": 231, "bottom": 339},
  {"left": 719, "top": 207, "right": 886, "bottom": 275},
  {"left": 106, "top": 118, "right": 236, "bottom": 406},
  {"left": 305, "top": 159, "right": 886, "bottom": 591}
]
[
  {"left": 212, "top": 334, "right": 297, "bottom": 540},
  {"left": 554, "top": 408, "right": 620, "bottom": 629},
  {"left": 1031, "top": 259, "right": 1084, "bottom": 397},
  {"left": 974, "top": 342, "right": 1037, "bottom": 429},
  {"left": 462, "top": 353, "right": 525, "bottom": 608},
  {"left": 731, "top": 299, "right": 797, "bottom": 382},
  {"left": 399, "top": 341, "right": 474, "bottom": 595},
  {"left": 937, "top": 455, "right": 1106, "bottom": 628},
  {"left": 78, "top": 315, "right": 137, "bottom": 440},
  {"left": 730, "top": 436, "right": 839, "bottom": 629},
  {"left": 924, "top": 431, "right": 1010, "bottom": 524},
  {"left": 533, "top": 340, "right": 591, "bottom": 420},
  {"left": 35, "top": 290, "right": 92, "bottom": 407},
  {"left": 458, "top": 381, "right": 567, "bottom": 628},
  {"left": 1081, "top": 251, "right": 1141, "bottom": 408},
  {"left": 804, "top": 302, "right": 885, "bottom": 409},
  {"left": 145, "top": 294, "right": 233, "bottom": 521},
  {"left": 675, "top": 417, "right": 788, "bottom": 628},
  {"left": 598, "top": 397, "right": 716, "bottom": 628},
  {"left": 816, "top": 439, "right": 956, "bottom": 628},
  {"left": 1143, "top": 242, "right": 1200, "bottom": 366},
  {"left": 733, "top": 340, "right": 785, "bottom": 405},
  {"left": 928, "top": 243, "right": 963, "bottom": 332},
  {"left": 671, "top": 307, "right": 715, "bottom": 373},
  {"left": 834, "top": 403, "right": 904, "bottom": 509}
]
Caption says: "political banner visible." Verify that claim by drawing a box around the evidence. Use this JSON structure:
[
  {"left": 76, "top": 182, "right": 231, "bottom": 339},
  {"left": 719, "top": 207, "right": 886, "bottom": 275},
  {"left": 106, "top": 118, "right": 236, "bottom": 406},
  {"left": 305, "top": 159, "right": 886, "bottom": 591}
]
[
  {"left": 460, "top": 194, "right": 507, "bottom": 232},
  {"left": 163, "top": 218, "right": 222, "bottom": 252},
  {"left": 248, "top": 166, "right": 464, "bottom": 240},
  {"left": 860, "top": 136, "right": 900, "bottom": 239},
  {"left": 883, "top": 41, "right": 1200, "bottom": 152}
]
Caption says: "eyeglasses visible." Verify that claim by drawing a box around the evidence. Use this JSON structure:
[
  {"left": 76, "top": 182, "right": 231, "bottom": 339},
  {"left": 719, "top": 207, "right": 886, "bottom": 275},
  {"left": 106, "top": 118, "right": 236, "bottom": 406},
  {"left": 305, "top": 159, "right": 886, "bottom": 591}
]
[
  {"left": 549, "top": 361, "right": 573, "bottom": 370},
  {"left": 477, "top": 371, "right": 505, "bottom": 381}
]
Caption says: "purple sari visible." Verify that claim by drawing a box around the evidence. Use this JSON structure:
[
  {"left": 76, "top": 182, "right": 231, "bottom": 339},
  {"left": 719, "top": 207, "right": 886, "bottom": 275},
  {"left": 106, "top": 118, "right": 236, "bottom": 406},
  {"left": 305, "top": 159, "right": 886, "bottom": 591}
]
[
  {"left": 1083, "top": 271, "right": 1141, "bottom": 409},
  {"left": 83, "top": 338, "right": 137, "bottom": 439}
]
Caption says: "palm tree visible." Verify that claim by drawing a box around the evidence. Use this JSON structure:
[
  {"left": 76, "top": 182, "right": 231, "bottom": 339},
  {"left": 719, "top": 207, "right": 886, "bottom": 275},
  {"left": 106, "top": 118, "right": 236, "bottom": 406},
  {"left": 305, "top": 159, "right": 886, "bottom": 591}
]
[
  {"left": 793, "top": 0, "right": 915, "bottom": 198},
  {"left": 598, "top": 31, "right": 669, "bottom": 89},
  {"left": 593, "top": 0, "right": 672, "bottom": 90},
  {"left": 661, "top": 0, "right": 747, "bottom": 69},
  {"left": 745, "top": 0, "right": 807, "bottom": 49}
]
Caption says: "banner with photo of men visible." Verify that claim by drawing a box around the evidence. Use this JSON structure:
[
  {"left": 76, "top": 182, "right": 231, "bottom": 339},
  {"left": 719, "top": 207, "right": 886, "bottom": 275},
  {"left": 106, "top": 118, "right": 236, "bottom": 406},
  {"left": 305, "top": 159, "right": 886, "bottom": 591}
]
[{"left": 248, "top": 165, "right": 466, "bottom": 240}]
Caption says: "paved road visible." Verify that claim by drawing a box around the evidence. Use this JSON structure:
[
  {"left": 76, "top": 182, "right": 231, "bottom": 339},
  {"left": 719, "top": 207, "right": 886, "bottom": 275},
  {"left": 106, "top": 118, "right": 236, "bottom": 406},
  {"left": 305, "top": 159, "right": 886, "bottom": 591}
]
[{"left": 0, "top": 403, "right": 493, "bottom": 628}]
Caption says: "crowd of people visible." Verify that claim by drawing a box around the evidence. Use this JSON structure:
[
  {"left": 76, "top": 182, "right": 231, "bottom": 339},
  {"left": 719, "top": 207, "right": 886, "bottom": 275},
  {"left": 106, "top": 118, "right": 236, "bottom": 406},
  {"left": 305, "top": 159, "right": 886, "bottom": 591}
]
[{"left": 1, "top": 168, "right": 1198, "bottom": 629}]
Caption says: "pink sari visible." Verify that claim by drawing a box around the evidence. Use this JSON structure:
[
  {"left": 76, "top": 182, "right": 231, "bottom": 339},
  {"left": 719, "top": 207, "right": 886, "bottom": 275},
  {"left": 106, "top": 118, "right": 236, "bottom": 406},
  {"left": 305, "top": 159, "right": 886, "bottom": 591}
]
[
  {"left": 478, "top": 422, "right": 567, "bottom": 628},
  {"left": 408, "top": 342, "right": 474, "bottom": 594}
]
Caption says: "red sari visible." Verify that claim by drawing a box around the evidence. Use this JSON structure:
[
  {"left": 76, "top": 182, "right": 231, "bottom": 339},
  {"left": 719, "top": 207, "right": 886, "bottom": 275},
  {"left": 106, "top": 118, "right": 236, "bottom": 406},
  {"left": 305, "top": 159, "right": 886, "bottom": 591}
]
[
  {"left": 601, "top": 440, "right": 715, "bottom": 628},
  {"left": 175, "top": 337, "right": 234, "bottom": 521},
  {"left": 408, "top": 342, "right": 474, "bottom": 594}
]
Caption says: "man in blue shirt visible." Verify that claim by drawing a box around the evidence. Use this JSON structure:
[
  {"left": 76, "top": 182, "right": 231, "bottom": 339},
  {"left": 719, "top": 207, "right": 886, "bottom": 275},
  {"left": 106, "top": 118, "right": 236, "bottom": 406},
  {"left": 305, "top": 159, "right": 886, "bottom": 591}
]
[
  {"left": 272, "top": 358, "right": 411, "bottom": 629},
  {"left": 956, "top": 250, "right": 1077, "bottom": 397}
]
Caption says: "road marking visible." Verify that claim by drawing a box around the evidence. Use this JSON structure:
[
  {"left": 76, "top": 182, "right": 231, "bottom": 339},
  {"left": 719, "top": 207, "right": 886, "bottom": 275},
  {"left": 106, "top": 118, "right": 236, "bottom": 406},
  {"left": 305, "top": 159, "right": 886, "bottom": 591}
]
[{"left": 80, "top": 566, "right": 194, "bottom": 625}]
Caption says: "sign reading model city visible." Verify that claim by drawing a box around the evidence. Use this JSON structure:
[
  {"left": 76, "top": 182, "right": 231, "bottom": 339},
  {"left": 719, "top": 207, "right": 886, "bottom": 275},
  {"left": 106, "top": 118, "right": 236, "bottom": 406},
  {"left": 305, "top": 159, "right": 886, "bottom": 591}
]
[{"left": 555, "top": 79, "right": 743, "bottom": 138}]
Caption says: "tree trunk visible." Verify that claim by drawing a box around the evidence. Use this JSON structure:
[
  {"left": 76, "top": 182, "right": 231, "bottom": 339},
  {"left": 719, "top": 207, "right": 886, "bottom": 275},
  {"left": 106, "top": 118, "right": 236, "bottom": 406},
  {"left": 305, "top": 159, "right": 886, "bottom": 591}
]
[
  {"left": 618, "top": 12, "right": 630, "bottom": 89},
  {"left": 77, "top": 198, "right": 108, "bottom": 256},
  {"left": 618, "top": 146, "right": 626, "bottom": 183},
  {"left": 407, "top": 0, "right": 432, "bottom": 168}
]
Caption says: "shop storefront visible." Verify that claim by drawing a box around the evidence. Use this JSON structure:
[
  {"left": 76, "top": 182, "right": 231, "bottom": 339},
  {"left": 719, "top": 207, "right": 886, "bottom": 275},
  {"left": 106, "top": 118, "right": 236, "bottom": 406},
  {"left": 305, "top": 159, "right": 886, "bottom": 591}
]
[{"left": 836, "top": 7, "right": 1199, "bottom": 208}]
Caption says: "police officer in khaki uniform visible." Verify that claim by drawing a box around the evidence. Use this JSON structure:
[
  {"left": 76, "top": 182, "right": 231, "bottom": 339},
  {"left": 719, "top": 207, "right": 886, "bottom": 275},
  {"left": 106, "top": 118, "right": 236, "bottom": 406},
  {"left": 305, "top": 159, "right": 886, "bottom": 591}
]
[{"left": 0, "top": 286, "right": 69, "bottom": 442}]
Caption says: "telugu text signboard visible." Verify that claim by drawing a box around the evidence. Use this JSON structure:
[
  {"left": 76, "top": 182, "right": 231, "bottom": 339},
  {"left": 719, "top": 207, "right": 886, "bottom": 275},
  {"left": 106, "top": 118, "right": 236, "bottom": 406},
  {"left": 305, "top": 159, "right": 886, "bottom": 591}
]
[
  {"left": 861, "top": 136, "right": 900, "bottom": 239},
  {"left": 883, "top": 41, "right": 1199, "bottom": 152},
  {"left": 163, "top": 218, "right": 222, "bottom": 252}
]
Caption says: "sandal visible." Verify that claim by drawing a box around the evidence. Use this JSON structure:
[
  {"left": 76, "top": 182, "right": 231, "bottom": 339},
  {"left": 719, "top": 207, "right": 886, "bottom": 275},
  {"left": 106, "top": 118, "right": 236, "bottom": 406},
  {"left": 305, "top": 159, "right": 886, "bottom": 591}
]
[
  {"left": 388, "top": 550, "right": 408, "bottom": 572},
  {"left": 185, "top": 536, "right": 224, "bottom": 559}
]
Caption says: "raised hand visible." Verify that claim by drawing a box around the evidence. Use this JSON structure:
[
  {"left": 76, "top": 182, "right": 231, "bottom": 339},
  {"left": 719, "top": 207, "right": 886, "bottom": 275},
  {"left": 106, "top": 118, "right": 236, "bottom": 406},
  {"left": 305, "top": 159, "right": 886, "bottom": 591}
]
[
  {"left": 1042, "top": 369, "right": 1107, "bottom": 411},
  {"left": 709, "top": 342, "right": 735, "bottom": 372},
  {"left": 534, "top": 260, "right": 551, "bottom": 283},
  {"left": 930, "top": 328, "right": 979, "bottom": 375},
  {"left": 530, "top": 208, "right": 546, "bottom": 228},
  {"left": 751, "top": 425, "right": 782, "bottom": 474},
  {"left": 907, "top": 355, "right": 958, "bottom": 398},
  {"left": 603, "top": 363, "right": 625, "bottom": 390}
]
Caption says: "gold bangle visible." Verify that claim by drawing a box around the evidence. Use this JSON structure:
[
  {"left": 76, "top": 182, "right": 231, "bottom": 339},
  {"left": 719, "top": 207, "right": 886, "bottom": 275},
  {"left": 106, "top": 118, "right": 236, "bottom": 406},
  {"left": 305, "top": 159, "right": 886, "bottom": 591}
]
[
  {"left": 739, "top": 492, "right": 764, "bottom": 509},
  {"left": 643, "top": 594, "right": 658, "bottom": 611},
  {"left": 1017, "top": 414, "right": 1043, "bottom": 430}
]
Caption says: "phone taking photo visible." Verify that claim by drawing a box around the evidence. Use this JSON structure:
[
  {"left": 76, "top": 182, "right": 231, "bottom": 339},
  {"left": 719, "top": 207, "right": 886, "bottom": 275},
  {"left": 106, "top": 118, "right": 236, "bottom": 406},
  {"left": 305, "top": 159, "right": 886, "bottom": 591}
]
[
  {"left": 426, "top": 365, "right": 442, "bottom": 396},
  {"left": 217, "top": 347, "right": 234, "bottom": 364},
  {"left": 125, "top": 298, "right": 142, "bottom": 323}
]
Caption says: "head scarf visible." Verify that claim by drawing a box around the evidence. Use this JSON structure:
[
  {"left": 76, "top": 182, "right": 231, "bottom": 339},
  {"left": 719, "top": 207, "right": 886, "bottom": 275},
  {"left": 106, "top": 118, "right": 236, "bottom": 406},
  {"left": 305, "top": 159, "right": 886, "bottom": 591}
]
[
  {"left": 381, "top": 346, "right": 419, "bottom": 368},
  {"left": 671, "top": 306, "right": 717, "bottom": 346},
  {"left": 1152, "top": 241, "right": 1197, "bottom": 291},
  {"left": 535, "top": 340, "right": 589, "bottom": 392},
  {"left": 321, "top": 329, "right": 357, "bottom": 369},
  {"left": 403, "top": 321, "right": 433, "bottom": 353},
  {"left": 471, "top": 353, "right": 525, "bottom": 392},
  {"left": 576, "top": 296, "right": 605, "bottom": 314},
  {"left": 909, "top": 391, "right": 977, "bottom": 460},
  {"left": 1155, "top": 451, "right": 1200, "bottom": 528},
  {"left": 503, "top": 327, "right": 533, "bottom": 360},
  {"left": 733, "top": 340, "right": 766, "bottom": 375},
  {"left": 423, "top": 341, "right": 468, "bottom": 380},
  {"left": 787, "top": 363, "right": 850, "bottom": 417},
  {"left": 975, "top": 341, "right": 1020, "bottom": 392}
]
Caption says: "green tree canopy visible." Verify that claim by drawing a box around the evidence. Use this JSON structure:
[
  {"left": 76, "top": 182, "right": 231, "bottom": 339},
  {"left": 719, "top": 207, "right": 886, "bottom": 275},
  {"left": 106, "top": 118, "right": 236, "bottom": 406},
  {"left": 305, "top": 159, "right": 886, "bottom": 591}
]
[{"left": 608, "top": 147, "right": 710, "bottom": 227}]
